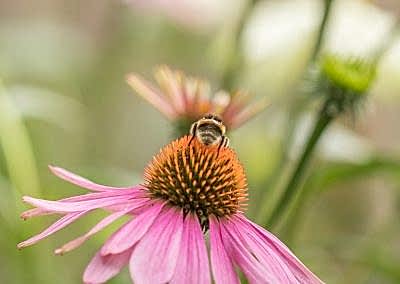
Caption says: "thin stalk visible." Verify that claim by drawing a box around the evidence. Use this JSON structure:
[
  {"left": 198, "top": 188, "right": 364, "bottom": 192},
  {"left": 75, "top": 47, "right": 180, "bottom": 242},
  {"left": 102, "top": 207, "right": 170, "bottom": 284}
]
[
  {"left": 220, "top": 0, "right": 258, "bottom": 90},
  {"left": 253, "top": 104, "right": 302, "bottom": 222},
  {"left": 265, "top": 99, "right": 333, "bottom": 227},
  {"left": 255, "top": 0, "right": 335, "bottom": 223},
  {"left": 310, "top": 0, "right": 334, "bottom": 61}
]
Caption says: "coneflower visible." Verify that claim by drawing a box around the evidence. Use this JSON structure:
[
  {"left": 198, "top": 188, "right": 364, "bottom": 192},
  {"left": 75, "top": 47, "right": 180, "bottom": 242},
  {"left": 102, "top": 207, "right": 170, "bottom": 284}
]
[
  {"left": 18, "top": 136, "right": 323, "bottom": 283},
  {"left": 126, "top": 66, "right": 268, "bottom": 134}
]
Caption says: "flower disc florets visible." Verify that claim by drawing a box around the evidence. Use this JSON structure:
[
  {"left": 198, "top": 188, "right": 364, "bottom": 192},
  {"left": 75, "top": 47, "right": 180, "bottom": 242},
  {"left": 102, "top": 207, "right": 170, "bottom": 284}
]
[{"left": 143, "top": 136, "right": 248, "bottom": 225}]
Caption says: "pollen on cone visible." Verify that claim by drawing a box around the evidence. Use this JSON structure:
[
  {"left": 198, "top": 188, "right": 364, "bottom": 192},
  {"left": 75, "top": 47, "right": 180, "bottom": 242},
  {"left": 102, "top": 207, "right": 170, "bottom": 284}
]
[{"left": 143, "top": 136, "right": 248, "bottom": 220}]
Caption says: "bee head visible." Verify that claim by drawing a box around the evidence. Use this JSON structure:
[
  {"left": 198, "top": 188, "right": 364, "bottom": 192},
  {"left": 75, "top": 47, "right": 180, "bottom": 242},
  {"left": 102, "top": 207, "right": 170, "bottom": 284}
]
[
  {"left": 198, "top": 114, "right": 226, "bottom": 135},
  {"left": 202, "top": 114, "right": 222, "bottom": 123}
]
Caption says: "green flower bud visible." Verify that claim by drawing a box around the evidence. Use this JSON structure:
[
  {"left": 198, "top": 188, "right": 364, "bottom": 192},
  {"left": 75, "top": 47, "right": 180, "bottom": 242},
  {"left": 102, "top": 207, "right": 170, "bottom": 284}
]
[
  {"left": 321, "top": 54, "right": 376, "bottom": 94},
  {"left": 308, "top": 54, "right": 378, "bottom": 117}
]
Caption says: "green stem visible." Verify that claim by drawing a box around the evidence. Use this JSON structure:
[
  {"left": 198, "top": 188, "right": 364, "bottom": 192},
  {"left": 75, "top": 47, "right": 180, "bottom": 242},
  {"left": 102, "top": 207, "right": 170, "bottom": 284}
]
[
  {"left": 220, "top": 0, "right": 258, "bottom": 90},
  {"left": 265, "top": 100, "right": 333, "bottom": 228},
  {"left": 310, "top": 0, "right": 334, "bottom": 61},
  {"left": 254, "top": 104, "right": 303, "bottom": 222},
  {"left": 255, "top": 0, "right": 334, "bottom": 223}
]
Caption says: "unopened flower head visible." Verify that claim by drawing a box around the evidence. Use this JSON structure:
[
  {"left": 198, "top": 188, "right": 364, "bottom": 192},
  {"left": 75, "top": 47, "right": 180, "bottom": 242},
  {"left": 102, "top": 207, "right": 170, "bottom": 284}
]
[
  {"left": 321, "top": 54, "right": 376, "bottom": 94},
  {"left": 307, "top": 53, "right": 377, "bottom": 116},
  {"left": 126, "top": 66, "right": 268, "bottom": 135},
  {"left": 18, "top": 135, "right": 323, "bottom": 283}
]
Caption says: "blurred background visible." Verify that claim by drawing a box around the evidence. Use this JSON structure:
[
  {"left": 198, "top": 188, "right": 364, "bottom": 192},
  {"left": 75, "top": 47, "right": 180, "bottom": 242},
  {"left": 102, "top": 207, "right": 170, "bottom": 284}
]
[{"left": 0, "top": 0, "right": 400, "bottom": 283}]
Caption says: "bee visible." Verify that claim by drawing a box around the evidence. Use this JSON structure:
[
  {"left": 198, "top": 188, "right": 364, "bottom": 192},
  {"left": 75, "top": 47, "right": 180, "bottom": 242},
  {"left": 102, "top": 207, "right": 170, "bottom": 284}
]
[{"left": 189, "top": 114, "right": 230, "bottom": 149}]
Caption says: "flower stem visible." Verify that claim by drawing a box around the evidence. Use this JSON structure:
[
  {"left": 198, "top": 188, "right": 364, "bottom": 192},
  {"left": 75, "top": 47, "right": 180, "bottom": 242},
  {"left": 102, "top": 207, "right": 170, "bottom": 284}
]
[
  {"left": 266, "top": 99, "right": 334, "bottom": 228},
  {"left": 310, "top": 0, "right": 334, "bottom": 61},
  {"left": 220, "top": 0, "right": 258, "bottom": 90}
]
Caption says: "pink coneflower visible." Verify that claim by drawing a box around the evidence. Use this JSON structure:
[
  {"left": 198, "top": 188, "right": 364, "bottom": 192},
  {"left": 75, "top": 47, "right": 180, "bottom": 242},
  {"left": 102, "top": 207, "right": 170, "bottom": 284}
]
[
  {"left": 126, "top": 66, "right": 268, "bottom": 131},
  {"left": 18, "top": 136, "right": 323, "bottom": 283}
]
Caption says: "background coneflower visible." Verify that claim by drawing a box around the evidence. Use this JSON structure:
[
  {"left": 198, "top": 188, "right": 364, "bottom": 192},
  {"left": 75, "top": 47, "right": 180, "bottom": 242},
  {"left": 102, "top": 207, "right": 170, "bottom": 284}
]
[{"left": 126, "top": 66, "right": 268, "bottom": 136}]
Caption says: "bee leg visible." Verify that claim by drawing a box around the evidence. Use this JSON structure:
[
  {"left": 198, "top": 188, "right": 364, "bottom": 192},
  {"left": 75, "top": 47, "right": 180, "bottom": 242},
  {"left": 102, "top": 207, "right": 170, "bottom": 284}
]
[
  {"left": 217, "top": 136, "right": 229, "bottom": 156},
  {"left": 223, "top": 136, "right": 230, "bottom": 148},
  {"left": 188, "top": 123, "right": 198, "bottom": 147}
]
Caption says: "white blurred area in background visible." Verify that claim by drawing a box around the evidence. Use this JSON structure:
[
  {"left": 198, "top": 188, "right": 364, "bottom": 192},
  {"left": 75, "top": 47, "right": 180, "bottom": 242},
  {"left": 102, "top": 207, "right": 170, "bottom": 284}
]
[
  {"left": 125, "top": 0, "right": 245, "bottom": 32},
  {"left": 242, "top": 0, "right": 400, "bottom": 99}
]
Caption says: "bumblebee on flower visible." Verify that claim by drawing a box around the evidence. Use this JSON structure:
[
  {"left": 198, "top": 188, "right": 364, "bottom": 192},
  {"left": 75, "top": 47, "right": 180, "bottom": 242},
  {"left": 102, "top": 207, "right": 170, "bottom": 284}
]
[{"left": 18, "top": 68, "right": 323, "bottom": 284}]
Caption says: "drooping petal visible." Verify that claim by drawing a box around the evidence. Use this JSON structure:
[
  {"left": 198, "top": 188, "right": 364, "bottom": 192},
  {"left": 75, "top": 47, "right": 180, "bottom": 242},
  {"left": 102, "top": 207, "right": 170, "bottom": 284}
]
[
  {"left": 20, "top": 192, "right": 146, "bottom": 219},
  {"left": 225, "top": 217, "right": 295, "bottom": 283},
  {"left": 220, "top": 220, "right": 271, "bottom": 283},
  {"left": 129, "top": 207, "right": 183, "bottom": 284},
  {"left": 83, "top": 249, "right": 132, "bottom": 284},
  {"left": 236, "top": 214, "right": 324, "bottom": 284},
  {"left": 22, "top": 194, "right": 137, "bottom": 213},
  {"left": 49, "top": 166, "right": 142, "bottom": 192},
  {"left": 126, "top": 73, "right": 176, "bottom": 119},
  {"left": 170, "top": 213, "right": 210, "bottom": 284},
  {"left": 17, "top": 211, "right": 89, "bottom": 248},
  {"left": 209, "top": 216, "right": 240, "bottom": 284},
  {"left": 101, "top": 202, "right": 164, "bottom": 256},
  {"left": 54, "top": 204, "right": 139, "bottom": 255},
  {"left": 21, "top": 208, "right": 53, "bottom": 220}
]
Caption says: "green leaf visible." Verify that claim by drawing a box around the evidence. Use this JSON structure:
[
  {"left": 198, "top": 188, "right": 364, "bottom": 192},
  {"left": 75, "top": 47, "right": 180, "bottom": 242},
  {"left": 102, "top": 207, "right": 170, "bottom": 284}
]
[{"left": 0, "top": 79, "right": 41, "bottom": 196}]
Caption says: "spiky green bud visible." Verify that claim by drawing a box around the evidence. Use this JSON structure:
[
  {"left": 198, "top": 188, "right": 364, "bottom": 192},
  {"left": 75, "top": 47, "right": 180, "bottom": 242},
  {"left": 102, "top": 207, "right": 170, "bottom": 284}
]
[
  {"left": 321, "top": 54, "right": 376, "bottom": 94},
  {"left": 308, "top": 54, "right": 377, "bottom": 117}
]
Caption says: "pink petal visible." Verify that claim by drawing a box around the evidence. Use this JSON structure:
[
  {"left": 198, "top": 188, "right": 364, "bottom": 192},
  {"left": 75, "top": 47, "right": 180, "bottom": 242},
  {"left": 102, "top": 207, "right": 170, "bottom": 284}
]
[
  {"left": 228, "top": 97, "right": 269, "bottom": 129},
  {"left": 101, "top": 202, "right": 164, "bottom": 256},
  {"left": 209, "top": 216, "right": 240, "bottom": 284},
  {"left": 22, "top": 194, "right": 137, "bottom": 213},
  {"left": 83, "top": 249, "right": 132, "bottom": 284},
  {"left": 210, "top": 91, "right": 230, "bottom": 115},
  {"left": 219, "top": 220, "right": 271, "bottom": 283},
  {"left": 187, "top": 80, "right": 211, "bottom": 117},
  {"left": 104, "top": 197, "right": 151, "bottom": 213},
  {"left": 236, "top": 215, "right": 324, "bottom": 284},
  {"left": 126, "top": 73, "right": 176, "bottom": 119},
  {"left": 225, "top": 217, "right": 294, "bottom": 283},
  {"left": 55, "top": 205, "right": 136, "bottom": 255},
  {"left": 170, "top": 213, "right": 211, "bottom": 284},
  {"left": 49, "top": 166, "right": 141, "bottom": 192},
  {"left": 20, "top": 192, "right": 146, "bottom": 219},
  {"left": 155, "top": 66, "right": 185, "bottom": 114},
  {"left": 221, "top": 91, "right": 249, "bottom": 121},
  {"left": 129, "top": 207, "right": 183, "bottom": 284},
  {"left": 21, "top": 208, "right": 53, "bottom": 220},
  {"left": 17, "top": 211, "right": 89, "bottom": 248}
]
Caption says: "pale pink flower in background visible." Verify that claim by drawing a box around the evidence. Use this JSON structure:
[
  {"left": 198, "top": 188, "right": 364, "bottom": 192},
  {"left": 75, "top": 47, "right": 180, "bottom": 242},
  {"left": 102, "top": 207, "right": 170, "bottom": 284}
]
[
  {"left": 19, "top": 136, "right": 323, "bottom": 283},
  {"left": 126, "top": 66, "right": 268, "bottom": 130},
  {"left": 125, "top": 0, "right": 242, "bottom": 33}
]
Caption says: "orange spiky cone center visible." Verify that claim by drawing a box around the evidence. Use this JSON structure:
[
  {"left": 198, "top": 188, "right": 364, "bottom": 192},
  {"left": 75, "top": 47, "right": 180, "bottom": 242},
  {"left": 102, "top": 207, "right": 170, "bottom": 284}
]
[{"left": 143, "top": 136, "right": 248, "bottom": 224}]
